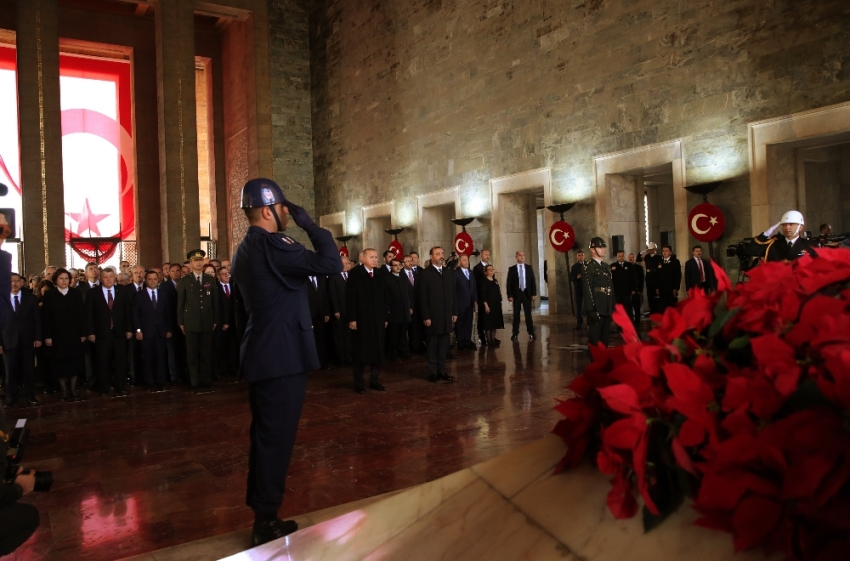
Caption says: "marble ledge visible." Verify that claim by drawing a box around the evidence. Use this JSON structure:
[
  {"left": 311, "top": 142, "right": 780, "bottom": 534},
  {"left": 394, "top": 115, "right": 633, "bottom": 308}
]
[{"left": 221, "top": 434, "right": 778, "bottom": 561}]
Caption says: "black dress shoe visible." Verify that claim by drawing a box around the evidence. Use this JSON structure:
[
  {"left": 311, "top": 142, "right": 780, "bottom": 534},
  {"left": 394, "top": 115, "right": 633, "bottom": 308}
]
[
  {"left": 5, "top": 399, "right": 18, "bottom": 408},
  {"left": 445, "top": 353, "right": 459, "bottom": 359},
  {"left": 112, "top": 389, "right": 129, "bottom": 397},
  {"left": 26, "top": 397, "right": 41, "bottom": 406},
  {"left": 252, "top": 518, "right": 298, "bottom": 547},
  {"left": 528, "top": 333, "right": 535, "bottom": 341},
  {"left": 494, "top": 338, "right": 501, "bottom": 344},
  {"left": 439, "top": 373, "right": 456, "bottom": 382},
  {"left": 511, "top": 334, "right": 518, "bottom": 341},
  {"left": 369, "top": 383, "right": 386, "bottom": 391},
  {"left": 354, "top": 386, "right": 366, "bottom": 394},
  {"left": 427, "top": 375, "right": 439, "bottom": 383}
]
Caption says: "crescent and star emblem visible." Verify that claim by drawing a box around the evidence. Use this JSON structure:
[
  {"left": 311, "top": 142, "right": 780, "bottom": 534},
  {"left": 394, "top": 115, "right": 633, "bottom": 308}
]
[
  {"left": 690, "top": 213, "right": 718, "bottom": 235},
  {"left": 455, "top": 238, "right": 469, "bottom": 253},
  {"left": 549, "top": 228, "right": 570, "bottom": 246}
]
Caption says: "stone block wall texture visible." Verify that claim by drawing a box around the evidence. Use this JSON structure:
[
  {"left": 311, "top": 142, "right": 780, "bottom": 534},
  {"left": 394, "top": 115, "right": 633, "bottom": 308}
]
[
  {"left": 307, "top": 0, "right": 850, "bottom": 296},
  {"left": 268, "top": 0, "right": 315, "bottom": 243}
]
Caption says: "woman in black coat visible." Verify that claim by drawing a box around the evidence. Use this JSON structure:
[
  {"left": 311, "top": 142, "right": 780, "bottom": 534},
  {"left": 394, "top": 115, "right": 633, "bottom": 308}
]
[
  {"left": 43, "top": 269, "right": 87, "bottom": 401},
  {"left": 478, "top": 265, "right": 504, "bottom": 347}
]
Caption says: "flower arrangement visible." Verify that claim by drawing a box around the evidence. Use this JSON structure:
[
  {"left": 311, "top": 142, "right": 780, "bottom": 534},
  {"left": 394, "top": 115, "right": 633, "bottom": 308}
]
[{"left": 552, "top": 249, "right": 850, "bottom": 561}]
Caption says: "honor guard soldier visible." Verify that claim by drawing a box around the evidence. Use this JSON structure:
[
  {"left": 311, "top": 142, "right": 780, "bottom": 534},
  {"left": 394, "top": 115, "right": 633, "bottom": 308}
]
[
  {"left": 230, "top": 178, "right": 341, "bottom": 547},
  {"left": 582, "top": 237, "right": 615, "bottom": 349},
  {"left": 177, "top": 249, "right": 220, "bottom": 393},
  {"left": 748, "top": 210, "right": 819, "bottom": 262}
]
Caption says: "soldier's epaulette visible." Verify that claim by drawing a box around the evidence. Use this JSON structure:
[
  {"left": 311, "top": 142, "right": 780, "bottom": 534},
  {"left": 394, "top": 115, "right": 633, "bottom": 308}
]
[{"left": 754, "top": 235, "right": 772, "bottom": 245}]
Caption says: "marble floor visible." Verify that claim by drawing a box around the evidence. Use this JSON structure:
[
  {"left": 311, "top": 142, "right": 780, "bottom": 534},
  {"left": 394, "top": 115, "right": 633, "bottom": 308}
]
[{"left": 2, "top": 312, "right": 607, "bottom": 561}]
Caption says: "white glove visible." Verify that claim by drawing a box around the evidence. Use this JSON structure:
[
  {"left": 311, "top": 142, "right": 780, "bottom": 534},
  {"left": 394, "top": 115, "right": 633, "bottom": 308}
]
[{"left": 763, "top": 222, "right": 781, "bottom": 238}]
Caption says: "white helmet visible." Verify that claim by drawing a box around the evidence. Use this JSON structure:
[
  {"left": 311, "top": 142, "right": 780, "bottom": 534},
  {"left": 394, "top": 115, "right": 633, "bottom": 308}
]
[
  {"left": 780, "top": 210, "right": 804, "bottom": 225},
  {"left": 646, "top": 242, "right": 657, "bottom": 250}
]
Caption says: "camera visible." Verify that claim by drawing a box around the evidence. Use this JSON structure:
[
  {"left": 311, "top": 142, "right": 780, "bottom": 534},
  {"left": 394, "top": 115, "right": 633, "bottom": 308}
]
[
  {"left": 0, "top": 182, "right": 15, "bottom": 240},
  {"left": 726, "top": 238, "right": 761, "bottom": 272},
  {"left": 2, "top": 419, "right": 53, "bottom": 493}
]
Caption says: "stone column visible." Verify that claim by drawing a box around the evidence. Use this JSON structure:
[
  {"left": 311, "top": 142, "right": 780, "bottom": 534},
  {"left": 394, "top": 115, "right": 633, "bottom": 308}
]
[
  {"left": 16, "top": 0, "right": 66, "bottom": 273},
  {"left": 155, "top": 0, "right": 200, "bottom": 262}
]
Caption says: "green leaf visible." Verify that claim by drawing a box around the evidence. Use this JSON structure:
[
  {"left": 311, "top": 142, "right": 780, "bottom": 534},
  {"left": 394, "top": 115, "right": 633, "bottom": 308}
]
[
  {"left": 782, "top": 379, "right": 833, "bottom": 413},
  {"left": 708, "top": 306, "right": 740, "bottom": 339},
  {"left": 728, "top": 335, "right": 750, "bottom": 350}
]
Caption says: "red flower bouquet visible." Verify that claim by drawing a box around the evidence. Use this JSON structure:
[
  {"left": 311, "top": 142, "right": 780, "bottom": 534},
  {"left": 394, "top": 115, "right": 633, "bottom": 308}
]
[{"left": 552, "top": 249, "right": 850, "bottom": 561}]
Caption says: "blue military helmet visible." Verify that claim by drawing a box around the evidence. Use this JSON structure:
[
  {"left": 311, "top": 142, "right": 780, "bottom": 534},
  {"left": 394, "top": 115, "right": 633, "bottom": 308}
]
[{"left": 240, "top": 178, "right": 286, "bottom": 209}]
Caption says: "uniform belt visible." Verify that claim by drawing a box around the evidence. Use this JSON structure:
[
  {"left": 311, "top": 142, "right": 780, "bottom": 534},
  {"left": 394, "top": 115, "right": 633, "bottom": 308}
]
[{"left": 593, "top": 287, "right": 612, "bottom": 294}]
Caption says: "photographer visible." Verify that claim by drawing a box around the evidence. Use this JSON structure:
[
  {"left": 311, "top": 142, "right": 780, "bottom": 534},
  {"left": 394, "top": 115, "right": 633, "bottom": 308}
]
[{"left": 0, "top": 212, "right": 40, "bottom": 555}]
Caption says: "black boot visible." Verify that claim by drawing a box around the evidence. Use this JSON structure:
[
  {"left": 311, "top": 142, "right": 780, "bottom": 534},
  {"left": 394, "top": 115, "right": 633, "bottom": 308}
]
[
  {"left": 58, "top": 379, "right": 70, "bottom": 402},
  {"left": 252, "top": 514, "right": 298, "bottom": 547}
]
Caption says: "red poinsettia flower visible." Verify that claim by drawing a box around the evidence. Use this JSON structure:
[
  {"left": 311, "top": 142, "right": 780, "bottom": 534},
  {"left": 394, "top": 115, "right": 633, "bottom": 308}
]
[
  {"left": 750, "top": 333, "right": 801, "bottom": 398},
  {"left": 664, "top": 363, "right": 719, "bottom": 451},
  {"left": 793, "top": 248, "right": 850, "bottom": 294}
]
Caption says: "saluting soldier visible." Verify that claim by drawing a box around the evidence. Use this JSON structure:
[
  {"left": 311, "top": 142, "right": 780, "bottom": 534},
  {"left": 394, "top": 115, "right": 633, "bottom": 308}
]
[
  {"left": 231, "top": 178, "right": 341, "bottom": 547},
  {"left": 582, "top": 237, "right": 615, "bottom": 348},
  {"left": 747, "top": 210, "right": 818, "bottom": 263},
  {"left": 177, "top": 249, "right": 220, "bottom": 393}
]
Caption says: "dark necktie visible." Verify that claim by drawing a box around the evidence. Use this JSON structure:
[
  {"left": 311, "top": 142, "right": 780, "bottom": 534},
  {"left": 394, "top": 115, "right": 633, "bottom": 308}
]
[
  {"left": 369, "top": 270, "right": 373, "bottom": 278},
  {"left": 151, "top": 290, "right": 157, "bottom": 309},
  {"left": 13, "top": 295, "right": 19, "bottom": 313},
  {"left": 408, "top": 270, "right": 414, "bottom": 286},
  {"left": 224, "top": 284, "right": 230, "bottom": 297},
  {"left": 107, "top": 290, "right": 114, "bottom": 328},
  {"left": 788, "top": 240, "right": 793, "bottom": 248}
]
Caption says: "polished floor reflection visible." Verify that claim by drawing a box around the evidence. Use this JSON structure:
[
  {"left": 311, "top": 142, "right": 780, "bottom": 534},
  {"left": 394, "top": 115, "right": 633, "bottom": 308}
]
[{"left": 4, "top": 314, "right": 616, "bottom": 560}]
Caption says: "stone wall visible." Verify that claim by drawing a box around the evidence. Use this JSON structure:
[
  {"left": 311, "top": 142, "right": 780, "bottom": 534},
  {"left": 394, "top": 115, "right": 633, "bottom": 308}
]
[
  {"left": 307, "top": 0, "right": 850, "bottom": 301},
  {"left": 268, "top": 0, "right": 315, "bottom": 242}
]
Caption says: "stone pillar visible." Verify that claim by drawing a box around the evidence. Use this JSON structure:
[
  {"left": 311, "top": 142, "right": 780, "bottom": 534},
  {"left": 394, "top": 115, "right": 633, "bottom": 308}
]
[
  {"left": 155, "top": 0, "right": 200, "bottom": 262},
  {"left": 16, "top": 0, "right": 66, "bottom": 273}
]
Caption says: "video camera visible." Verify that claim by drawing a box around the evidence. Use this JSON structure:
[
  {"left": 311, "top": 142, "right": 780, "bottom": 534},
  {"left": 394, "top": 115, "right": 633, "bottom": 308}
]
[
  {"left": 0, "top": 182, "right": 15, "bottom": 240},
  {"left": 725, "top": 238, "right": 761, "bottom": 272},
  {"left": 2, "top": 419, "right": 53, "bottom": 493}
]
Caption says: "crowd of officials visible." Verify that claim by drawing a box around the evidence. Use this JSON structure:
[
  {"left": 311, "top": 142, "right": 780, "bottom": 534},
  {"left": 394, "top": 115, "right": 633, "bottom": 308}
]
[{"left": 0, "top": 253, "right": 240, "bottom": 407}]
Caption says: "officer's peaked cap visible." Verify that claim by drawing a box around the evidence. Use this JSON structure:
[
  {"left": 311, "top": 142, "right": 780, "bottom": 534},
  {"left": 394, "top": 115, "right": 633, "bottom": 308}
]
[
  {"left": 241, "top": 178, "right": 286, "bottom": 209},
  {"left": 589, "top": 237, "right": 606, "bottom": 248}
]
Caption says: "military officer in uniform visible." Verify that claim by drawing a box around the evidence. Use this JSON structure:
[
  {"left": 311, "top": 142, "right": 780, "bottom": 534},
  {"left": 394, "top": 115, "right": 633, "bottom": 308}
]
[
  {"left": 231, "top": 178, "right": 341, "bottom": 547},
  {"left": 748, "top": 210, "right": 819, "bottom": 262},
  {"left": 177, "top": 249, "right": 220, "bottom": 392},
  {"left": 582, "top": 237, "right": 615, "bottom": 349}
]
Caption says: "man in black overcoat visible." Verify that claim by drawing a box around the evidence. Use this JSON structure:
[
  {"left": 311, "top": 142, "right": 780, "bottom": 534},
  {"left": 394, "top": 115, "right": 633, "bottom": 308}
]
[
  {"left": 214, "top": 266, "right": 240, "bottom": 380},
  {"left": 472, "top": 249, "right": 491, "bottom": 343},
  {"left": 1, "top": 273, "right": 42, "bottom": 406},
  {"left": 418, "top": 246, "right": 457, "bottom": 383},
  {"left": 385, "top": 258, "right": 411, "bottom": 361},
  {"left": 640, "top": 243, "right": 663, "bottom": 314},
  {"left": 327, "top": 254, "right": 351, "bottom": 366},
  {"left": 346, "top": 248, "right": 389, "bottom": 393}
]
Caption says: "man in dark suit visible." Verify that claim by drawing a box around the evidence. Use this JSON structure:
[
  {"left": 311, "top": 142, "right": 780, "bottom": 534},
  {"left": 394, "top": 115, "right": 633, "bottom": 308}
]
[
  {"left": 231, "top": 179, "right": 341, "bottom": 546},
  {"left": 160, "top": 263, "right": 185, "bottom": 384},
  {"left": 306, "top": 273, "right": 330, "bottom": 368},
  {"left": 628, "top": 253, "right": 644, "bottom": 325},
  {"left": 472, "top": 249, "right": 491, "bottom": 343},
  {"left": 610, "top": 250, "right": 634, "bottom": 323},
  {"left": 327, "top": 255, "right": 351, "bottom": 366},
  {"left": 419, "top": 246, "right": 457, "bottom": 383},
  {"left": 684, "top": 245, "right": 717, "bottom": 294},
  {"left": 453, "top": 254, "right": 477, "bottom": 350},
  {"left": 1, "top": 273, "right": 42, "bottom": 406},
  {"left": 640, "top": 243, "right": 663, "bottom": 314},
  {"left": 126, "top": 265, "right": 146, "bottom": 386},
  {"left": 385, "top": 258, "right": 411, "bottom": 361},
  {"left": 133, "top": 270, "right": 173, "bottom": 391},
  {"left": 76, "top": 262, "right": 100, "bottom": 301},
  {"left": 213, "top": 266, "right": 240, "bottom": 380},
  {"left": 375, "top": 250, "right": 394, "bottom": 277},
  {"left": 177, "top": 249, "right": 220, "bottom": 393},
  {"left": 402, "top": 255, "right": 424, "bottom": 354},
  {"left": 506, "top": 250, "right": 536, "bottom": 341},
  {"left": 77, "top": 261, "right": 100, "bottom": 388},
  {"left": 86, "top": 268, "right": 133, "bottom": 396},
  {"left": 657, "top": 245, "right": 682, "bottom": 312}
]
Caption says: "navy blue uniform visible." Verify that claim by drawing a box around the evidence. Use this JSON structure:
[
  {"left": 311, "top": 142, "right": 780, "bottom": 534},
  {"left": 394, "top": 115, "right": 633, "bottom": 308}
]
[{"left": 231, "top": 222, "right": 341, "bottom": 515}]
